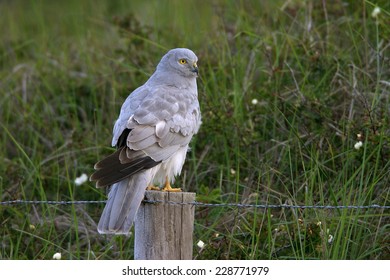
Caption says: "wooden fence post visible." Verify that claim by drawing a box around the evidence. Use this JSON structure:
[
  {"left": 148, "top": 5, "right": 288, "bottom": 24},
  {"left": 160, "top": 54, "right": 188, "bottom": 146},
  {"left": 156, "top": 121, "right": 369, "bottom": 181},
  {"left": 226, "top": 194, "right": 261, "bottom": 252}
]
[{"left": 134, "top": 190, "right": 196, "bottom": 260}]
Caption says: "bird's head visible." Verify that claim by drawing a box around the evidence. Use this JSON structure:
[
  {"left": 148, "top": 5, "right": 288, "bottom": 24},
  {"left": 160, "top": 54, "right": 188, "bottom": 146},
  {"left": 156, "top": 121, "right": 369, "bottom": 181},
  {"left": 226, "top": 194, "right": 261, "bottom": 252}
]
[{"left": 158, "top": 48, "right": 199, "bottom": 78}]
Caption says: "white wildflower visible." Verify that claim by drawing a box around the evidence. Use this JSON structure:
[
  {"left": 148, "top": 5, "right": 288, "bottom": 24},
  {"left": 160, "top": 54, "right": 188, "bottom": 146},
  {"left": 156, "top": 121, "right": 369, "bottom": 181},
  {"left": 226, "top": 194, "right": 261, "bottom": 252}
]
[
  {"left": 197, "top": 240, "right": 205, "bottom": 249},
  {"left": 371, "top": 7, "right": 381, "bottom": 18},
  {"left": 230, "top": 168, "right": 236, "bottom": 175},
  {"left": 316, "top": 221, "right": 321, "bottom": 226},
  {"left": 251, "top": 98, "right": 258, "bottom": 105},
  {"left": 53, "top": 252, "right": 62, "bottom": 260},
  {"left": 74, "top": 173, "right": 88, "bottom": 186},
  {"left": 354, "top": 141, "right": 363, "bottom": 150},
  {"left": 327, "top": 234, "right": 334, "bottom": 244}
]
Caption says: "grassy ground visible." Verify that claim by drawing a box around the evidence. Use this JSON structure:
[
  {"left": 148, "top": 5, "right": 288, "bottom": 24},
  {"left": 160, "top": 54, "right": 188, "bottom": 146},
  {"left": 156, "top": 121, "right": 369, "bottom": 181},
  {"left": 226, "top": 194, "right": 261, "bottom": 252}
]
[{"left": 0, "top": 0, "right": 389, "bottom": 260}]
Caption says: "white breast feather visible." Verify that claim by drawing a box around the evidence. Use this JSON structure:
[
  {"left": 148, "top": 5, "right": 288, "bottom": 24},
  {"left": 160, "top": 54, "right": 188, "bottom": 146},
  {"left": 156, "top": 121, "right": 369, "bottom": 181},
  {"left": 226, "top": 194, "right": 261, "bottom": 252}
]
[{"left": 150, "top": 145, "right": 189, "bottom": 186}]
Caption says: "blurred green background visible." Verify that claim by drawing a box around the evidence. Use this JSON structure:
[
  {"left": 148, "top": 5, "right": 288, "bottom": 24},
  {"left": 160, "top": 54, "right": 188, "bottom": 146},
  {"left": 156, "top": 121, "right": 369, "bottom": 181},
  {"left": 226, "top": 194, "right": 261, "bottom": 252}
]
[{"left": 0, "top": 0, "right": 389, "bottom": 259}]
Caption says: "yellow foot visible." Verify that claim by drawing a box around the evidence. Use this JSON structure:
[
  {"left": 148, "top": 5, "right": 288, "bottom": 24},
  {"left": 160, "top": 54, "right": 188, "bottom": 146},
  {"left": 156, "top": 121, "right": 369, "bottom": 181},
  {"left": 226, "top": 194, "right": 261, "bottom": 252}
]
[
  {"left": 162, "top": 179, "right": 181, "bottom": 192},
  {"left": 147, "top": 185, "right": 160, "bottom": 191}
]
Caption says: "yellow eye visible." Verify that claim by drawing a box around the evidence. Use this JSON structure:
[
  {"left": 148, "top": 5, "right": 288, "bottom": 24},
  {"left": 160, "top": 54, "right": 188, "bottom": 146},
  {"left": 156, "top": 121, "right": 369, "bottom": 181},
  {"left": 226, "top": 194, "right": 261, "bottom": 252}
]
[{"left": 179, "top": 59, "right": 187, "bottom": 64}]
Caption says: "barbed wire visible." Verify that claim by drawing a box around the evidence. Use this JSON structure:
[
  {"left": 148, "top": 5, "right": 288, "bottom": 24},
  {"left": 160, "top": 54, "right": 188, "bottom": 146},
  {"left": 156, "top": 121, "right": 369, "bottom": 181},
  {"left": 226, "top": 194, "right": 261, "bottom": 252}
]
[{"left": 0, "top": 199, "right": 389, "bottom": 210}]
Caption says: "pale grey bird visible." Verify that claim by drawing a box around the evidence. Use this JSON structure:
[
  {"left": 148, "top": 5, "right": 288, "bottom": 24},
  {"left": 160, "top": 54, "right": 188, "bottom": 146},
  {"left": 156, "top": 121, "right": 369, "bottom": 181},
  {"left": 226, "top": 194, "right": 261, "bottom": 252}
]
[{"left": 90, "top": 48, "right": 201, "bottom": 234}]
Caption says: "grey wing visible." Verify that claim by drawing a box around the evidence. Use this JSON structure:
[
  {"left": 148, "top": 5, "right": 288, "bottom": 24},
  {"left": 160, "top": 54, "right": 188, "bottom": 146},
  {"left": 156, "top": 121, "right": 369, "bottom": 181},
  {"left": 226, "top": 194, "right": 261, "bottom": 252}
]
[
  {"left": 111, "top": 85, "right": 152, "bottom": 147},
  {"left": 91, "top": 86, "right": 201, "bottom": 188},
  {"left": 127, "top": 86, "right": 201, "bottom": 162},
  {"left": 91, "top": 85, "right": 159, "bottom": 188}
]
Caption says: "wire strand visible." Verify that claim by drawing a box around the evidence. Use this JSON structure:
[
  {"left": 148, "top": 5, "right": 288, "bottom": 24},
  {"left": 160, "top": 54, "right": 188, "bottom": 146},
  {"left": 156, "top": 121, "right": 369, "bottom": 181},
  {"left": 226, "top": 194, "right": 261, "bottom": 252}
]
[{"left": 0, "top": 199, "right": 389, "bottom": 210}]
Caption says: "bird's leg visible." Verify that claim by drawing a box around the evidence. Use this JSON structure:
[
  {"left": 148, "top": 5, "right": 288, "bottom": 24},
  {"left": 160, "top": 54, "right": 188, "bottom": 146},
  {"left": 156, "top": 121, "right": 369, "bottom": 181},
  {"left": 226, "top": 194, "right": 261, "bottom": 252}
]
[
  {"left": 147, "top": 185, "right": 160, "bottom": 191},
  {"left": 162, "top": 176, "right": 181, "bottom": 192}
]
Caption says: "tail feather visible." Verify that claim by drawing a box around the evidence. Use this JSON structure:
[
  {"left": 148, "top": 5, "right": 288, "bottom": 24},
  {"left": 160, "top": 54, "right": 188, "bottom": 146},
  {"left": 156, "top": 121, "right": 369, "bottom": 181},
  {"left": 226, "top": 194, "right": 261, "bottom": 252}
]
[{"left": 97, "top": 171, "right": 151, "bottom": 234}]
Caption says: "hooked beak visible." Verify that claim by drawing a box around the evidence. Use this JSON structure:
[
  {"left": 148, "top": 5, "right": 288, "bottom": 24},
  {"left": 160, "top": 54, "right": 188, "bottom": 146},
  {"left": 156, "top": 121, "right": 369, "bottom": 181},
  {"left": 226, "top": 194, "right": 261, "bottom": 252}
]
[{"left": 192, "top": 62, "right": 199, "bottom": 76}]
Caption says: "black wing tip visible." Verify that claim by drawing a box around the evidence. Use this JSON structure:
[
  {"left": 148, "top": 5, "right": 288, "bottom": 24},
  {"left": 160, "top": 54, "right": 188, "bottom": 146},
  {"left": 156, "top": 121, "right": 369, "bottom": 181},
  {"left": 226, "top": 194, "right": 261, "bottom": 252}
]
[{"left": 91, "top": 147, "right": 160, "bottom": 188}]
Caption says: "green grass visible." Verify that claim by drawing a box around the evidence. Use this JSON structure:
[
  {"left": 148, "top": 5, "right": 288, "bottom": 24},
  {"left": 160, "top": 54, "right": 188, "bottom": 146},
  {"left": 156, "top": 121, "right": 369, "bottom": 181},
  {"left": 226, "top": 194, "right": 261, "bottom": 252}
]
[{"left": 0, "top": 0, "right": 389, "bottom": 260}]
